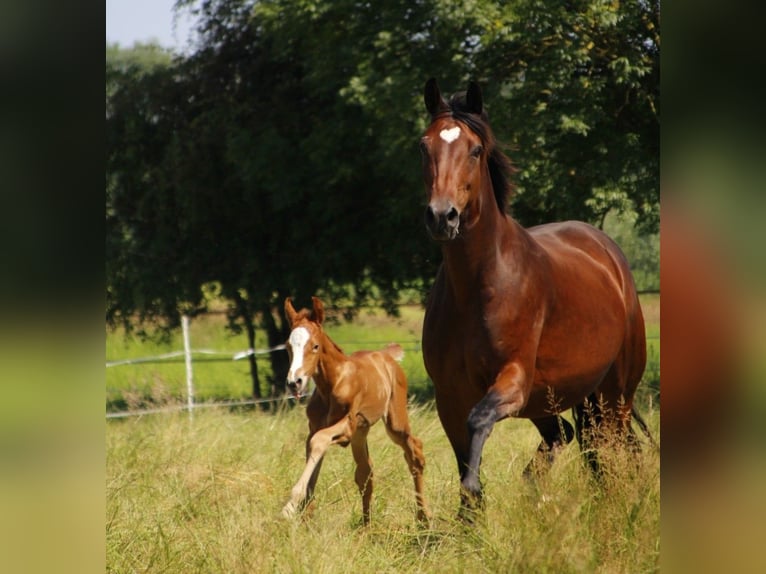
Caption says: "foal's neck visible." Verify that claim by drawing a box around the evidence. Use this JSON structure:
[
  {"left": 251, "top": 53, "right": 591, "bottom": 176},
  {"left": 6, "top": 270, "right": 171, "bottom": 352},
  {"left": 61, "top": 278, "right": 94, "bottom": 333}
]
[{"left": 314, "top": 331, "right": 348, "bottom": 393}]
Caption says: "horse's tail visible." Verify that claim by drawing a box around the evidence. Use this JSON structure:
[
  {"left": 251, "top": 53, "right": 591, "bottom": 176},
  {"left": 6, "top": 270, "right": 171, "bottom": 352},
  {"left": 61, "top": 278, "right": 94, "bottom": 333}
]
[
  {"left": 631, "top": 406, "right": 658, "bottom": 450},
  {"left": 383, "top": 343, "right": 405, "bottom": 363}
]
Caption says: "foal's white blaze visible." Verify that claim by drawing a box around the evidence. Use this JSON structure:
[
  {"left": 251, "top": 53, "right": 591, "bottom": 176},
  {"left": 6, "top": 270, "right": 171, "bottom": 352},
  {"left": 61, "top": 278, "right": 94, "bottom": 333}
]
[
  {"left": 439, "top": 126, "right": 461, "bottom": 143},
  {"left": 287, "top": 327, "right": 310, "bottom": 379}
]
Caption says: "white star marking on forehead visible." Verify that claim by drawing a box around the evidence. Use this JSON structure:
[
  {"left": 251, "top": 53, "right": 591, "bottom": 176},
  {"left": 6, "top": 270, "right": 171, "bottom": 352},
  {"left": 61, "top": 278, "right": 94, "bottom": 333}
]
[
  {"left": 439, "top": 127, "right": 461, "bottom": 143},
  {"left": 287, "top": 327, "right": 310, "bottom": 376}
]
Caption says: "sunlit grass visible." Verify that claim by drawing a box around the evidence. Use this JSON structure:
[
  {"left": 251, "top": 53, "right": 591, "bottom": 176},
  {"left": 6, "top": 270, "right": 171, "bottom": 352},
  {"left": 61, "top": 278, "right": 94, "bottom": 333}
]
[{"left": 107, "top": 405, "right": 659, "bottom": 573}]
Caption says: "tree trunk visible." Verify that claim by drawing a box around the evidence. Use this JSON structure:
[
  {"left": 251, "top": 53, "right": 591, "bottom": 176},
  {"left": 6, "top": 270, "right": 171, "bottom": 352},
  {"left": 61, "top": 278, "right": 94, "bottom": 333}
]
[
  {"left": 232, "top": 291, "right": 262, "bottom": 401},
  {"left": 262, "top": 303, "right": 290, "bottom": 400}
]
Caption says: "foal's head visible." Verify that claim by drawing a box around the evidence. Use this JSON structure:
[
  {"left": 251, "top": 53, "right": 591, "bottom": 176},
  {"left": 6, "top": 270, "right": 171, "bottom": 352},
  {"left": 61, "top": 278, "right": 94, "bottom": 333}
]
[
  {"left": 283, "top": 297, "right": 326, "bottom": 397},
  {"left": 420, "top": 78, "right": 514, "bottom": 241}
]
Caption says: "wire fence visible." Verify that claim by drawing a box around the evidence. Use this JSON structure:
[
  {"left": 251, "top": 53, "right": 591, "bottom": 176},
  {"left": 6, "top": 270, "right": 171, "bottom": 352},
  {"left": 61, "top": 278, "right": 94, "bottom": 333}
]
[
  {"left": 106, "top": 315, "right": 428, "bottom": 419},
  {"left": 107, "top": 315, "right": 659, "bottom": 420}
]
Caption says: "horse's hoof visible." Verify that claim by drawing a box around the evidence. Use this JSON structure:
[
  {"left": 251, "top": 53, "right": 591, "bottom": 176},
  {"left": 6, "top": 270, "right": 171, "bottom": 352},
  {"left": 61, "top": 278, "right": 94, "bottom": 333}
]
[{"left": 456, "top": 505, "right": 480, "bottom": 525}]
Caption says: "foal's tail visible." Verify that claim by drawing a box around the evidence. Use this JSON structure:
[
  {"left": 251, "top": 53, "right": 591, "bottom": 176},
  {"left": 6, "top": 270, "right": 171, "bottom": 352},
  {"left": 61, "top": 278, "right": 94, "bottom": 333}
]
[
  {"left": 631, "top": 406, "right": 658, "bottom": 450},
  {"left": 383, "top": 343, "right": 405, "bottom": 363}
]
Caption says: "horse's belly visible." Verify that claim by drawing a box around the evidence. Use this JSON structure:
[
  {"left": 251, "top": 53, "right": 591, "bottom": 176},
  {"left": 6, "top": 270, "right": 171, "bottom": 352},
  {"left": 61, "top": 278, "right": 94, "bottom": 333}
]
[{"left": 521, "top": 367, "right": 612, "bottom": 417}]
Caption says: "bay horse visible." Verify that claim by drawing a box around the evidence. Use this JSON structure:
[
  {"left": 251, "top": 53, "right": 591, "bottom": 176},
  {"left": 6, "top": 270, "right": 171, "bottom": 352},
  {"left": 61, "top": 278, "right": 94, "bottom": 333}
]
[
  {"left": 419, "top": 79, "right": 648, "bottom": 517},
  {"left": 280, "top": 296, "right": 431, "bottom": 525}
]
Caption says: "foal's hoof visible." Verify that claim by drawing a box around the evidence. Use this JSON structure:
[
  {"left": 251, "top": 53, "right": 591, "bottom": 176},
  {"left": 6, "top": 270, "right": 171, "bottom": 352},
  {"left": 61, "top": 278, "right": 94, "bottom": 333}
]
[{"left": 281, "top": 501, "right": 297, "bottom": 520}]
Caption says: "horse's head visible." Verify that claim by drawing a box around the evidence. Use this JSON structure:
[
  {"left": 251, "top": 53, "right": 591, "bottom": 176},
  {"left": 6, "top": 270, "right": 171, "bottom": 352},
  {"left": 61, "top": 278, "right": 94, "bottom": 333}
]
[
  {"left": 420, "top": 79, "right": 514, "bottom": 241},
  {"left": 283, "top": 296, "right": 325, "bottom": 397},
  {"left": 420, "top": 78, "right": 487, "bottom": 241}
]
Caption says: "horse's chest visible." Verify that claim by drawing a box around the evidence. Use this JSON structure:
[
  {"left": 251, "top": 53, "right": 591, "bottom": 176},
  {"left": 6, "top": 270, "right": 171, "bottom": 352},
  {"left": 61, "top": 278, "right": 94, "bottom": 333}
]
[{"left": 423, "top": 301, "right": 501, "bottom": 388}]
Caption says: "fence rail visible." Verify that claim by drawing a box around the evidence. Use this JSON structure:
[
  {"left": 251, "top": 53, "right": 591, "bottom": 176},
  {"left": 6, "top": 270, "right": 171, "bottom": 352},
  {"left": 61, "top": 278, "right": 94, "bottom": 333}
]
[{"left": 107, "top": 314, "right": 658, "bottom": 420}]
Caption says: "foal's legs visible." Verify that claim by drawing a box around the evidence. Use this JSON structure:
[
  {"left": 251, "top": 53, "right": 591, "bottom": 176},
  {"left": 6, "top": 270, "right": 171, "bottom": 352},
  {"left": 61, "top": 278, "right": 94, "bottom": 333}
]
[
  {"left": 384, "top": 389, "right": 431, "bottom": 523},
  {"left": 302, "top": 438, "right": 324, "bottom": 513},
  {"left": 351, "top": 427, "right": 374, "bottom": 525},
  {"left": 282, "top": 416, "right": 352, "bottom": 519},
  {"left": 303, "top": 394, "right": 328, "bottom": 511},
  {"left": 523, "top": 414, "right": 575, "bottom": 479}
]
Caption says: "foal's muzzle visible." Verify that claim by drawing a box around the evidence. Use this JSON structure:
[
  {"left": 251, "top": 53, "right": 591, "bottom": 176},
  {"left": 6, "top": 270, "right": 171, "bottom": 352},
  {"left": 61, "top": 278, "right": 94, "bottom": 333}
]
[
  {"left": 425, "top": 202, "right": 460, "bottom": 240},
  {"left": 286, "top": 376, "right": 304, "bottom": 397}
]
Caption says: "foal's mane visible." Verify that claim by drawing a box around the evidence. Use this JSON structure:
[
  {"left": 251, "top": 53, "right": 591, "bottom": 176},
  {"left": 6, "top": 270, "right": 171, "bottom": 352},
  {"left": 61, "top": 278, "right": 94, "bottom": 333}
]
[{"left": 443, "top": 92, "right": 517, "bottom": 215}]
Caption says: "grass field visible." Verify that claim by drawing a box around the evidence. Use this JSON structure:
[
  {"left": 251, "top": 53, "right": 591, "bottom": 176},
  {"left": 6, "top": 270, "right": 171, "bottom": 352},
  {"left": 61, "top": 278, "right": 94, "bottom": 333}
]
[
  {"left": 107, "top": 296, "right": 660, "bottom": 573},
  {"left": 107, "top": 405, "right": 659, "bottom": 573}
]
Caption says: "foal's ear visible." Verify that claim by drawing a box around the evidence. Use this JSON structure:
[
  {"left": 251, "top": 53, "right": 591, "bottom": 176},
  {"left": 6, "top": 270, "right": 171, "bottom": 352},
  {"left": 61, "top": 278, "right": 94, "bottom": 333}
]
[
  {"left": 284, "top": 297, "right": 298, "bottom": 325},
  {"left": 466, "top": 81, "right": 483, "bottom": 115},
  {"left": 310, "top": 296, "right": 325, "bottom": 325},
  {"left": 424, "top": 78, "right": 448, "bottom": 117}
]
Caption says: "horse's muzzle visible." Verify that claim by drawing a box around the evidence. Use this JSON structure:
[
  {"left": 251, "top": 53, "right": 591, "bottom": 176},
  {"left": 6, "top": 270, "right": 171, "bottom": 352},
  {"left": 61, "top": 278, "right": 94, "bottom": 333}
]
[{"left": 425, "top": 202, "right": 460, "bottom": 241}]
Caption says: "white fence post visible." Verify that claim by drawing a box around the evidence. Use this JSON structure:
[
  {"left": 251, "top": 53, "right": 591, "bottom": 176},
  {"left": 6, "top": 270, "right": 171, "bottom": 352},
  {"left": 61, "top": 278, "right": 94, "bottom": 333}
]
[{"left": 182, "top": 315, "right": 195, "bottom": 418}]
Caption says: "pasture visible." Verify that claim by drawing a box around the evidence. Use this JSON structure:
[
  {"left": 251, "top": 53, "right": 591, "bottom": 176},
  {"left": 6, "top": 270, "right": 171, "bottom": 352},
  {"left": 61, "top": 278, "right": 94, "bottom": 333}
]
[
  {"left": 106, "top": 406, "right": 659, "bottom": 573},
  {"left": 106, "top": 296, "right": 660, "bottom": 572}
]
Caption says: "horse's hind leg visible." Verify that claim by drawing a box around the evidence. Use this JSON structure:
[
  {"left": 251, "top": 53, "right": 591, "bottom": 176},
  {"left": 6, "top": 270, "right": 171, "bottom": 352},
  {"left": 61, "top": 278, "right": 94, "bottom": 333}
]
[
  {"left": 573, "top": 394, "right": 603, "bottom": 475},
  {"left": 523, "top": 414, "right": 575, "bottom": 479},
  {"left": 384, "top": 389, "right": 431, "bottom": 523},
  {"left": 577, "top": 345, "right": 645, "bottom": 477},
  {"left": 384, "top": 423, "right": 430, "bottom": 524},
  {"left": 351, "top": 427, "right": 373, "bottom": 525}
]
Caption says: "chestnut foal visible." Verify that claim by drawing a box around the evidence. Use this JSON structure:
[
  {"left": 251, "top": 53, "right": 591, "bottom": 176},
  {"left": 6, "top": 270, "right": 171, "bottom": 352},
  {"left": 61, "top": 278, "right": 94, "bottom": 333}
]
[{"left": 280, "top": 297, "right": 430, "bottom": 525}]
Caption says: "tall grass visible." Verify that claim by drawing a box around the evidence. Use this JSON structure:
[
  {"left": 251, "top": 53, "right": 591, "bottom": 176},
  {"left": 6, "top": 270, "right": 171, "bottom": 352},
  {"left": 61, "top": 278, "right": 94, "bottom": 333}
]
[
  {"left": 107, "top": 404, "right": 659, "bottom": 573},
  {"left": 107, "top": 295, "right": 660, "bottom": 571}
]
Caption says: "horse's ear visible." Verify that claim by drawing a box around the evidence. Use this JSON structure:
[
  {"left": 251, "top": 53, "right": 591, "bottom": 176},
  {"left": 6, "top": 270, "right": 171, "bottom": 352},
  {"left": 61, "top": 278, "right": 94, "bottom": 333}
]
[
  {"left": 466, "top": 81, "right": 483, "bottom": 115},
  {"left": 424, "top": 78, "right": 447, "bottom": 117},
  {"left": 284, "top": 297, "right": 298, "bottom": 325},
  {"left": 310, "top": 296, "right": 325, "bottom": 325}
]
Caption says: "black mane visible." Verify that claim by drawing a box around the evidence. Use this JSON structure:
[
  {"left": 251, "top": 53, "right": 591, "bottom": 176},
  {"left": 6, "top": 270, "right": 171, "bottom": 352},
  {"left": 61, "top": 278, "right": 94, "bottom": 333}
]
[{"left": 444, "top": 91, "right": 516, "bottom": 215}]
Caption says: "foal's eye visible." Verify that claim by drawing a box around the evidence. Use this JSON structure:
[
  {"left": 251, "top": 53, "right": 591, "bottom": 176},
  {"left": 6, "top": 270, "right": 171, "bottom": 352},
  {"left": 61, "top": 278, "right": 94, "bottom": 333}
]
[
  {"left": 312, "top": 344, "right": 319, "bottom": 352},
  {"left": 470, "top": 145, "right": 483, "bottom": 158}
]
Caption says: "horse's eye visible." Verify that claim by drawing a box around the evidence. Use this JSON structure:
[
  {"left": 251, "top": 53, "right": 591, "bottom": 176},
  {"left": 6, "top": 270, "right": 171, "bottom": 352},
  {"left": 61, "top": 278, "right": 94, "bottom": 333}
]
[
  {"left": 470, "top": 145, "right": 483, "bottom": 158},
  {"left": 419, "top": 140, "right": 429, "bottom": 155},
  {"left": 313, "top": 344, "right": 319, "bottom": 352}
]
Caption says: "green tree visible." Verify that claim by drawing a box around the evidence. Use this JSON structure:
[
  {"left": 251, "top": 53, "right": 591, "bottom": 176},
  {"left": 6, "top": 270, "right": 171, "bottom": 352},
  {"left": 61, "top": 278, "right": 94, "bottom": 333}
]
[
  {"left": 474, "top": 0, "right": 660, "bottom": 232},
  {"left": 107, "top": 0, "right": 659, "bottom": 401}
]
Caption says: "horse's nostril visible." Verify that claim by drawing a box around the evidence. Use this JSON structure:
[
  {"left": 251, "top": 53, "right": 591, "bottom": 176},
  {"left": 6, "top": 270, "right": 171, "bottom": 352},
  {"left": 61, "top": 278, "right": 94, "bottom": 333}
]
[
  {"left": 425, "top": 206, "right": 436, "bottom": 224},
  {"left": 447, "top": 207, "right": 459, "bottom": 222}
]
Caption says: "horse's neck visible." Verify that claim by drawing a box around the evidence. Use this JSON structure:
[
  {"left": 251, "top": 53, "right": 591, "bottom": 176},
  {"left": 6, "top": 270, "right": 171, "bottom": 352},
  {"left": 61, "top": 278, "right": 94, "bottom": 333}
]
[
  {"left": 442, "top": 198, "right": 531, "bottom": 302},
  {"left": 314, "top": 332, "right": 348, "bottom": 392}
]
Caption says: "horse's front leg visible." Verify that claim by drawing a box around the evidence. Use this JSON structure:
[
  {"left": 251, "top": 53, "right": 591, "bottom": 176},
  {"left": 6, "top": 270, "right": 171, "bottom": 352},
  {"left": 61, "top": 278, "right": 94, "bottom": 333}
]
[
  {"left": 282, "top": 416, "right": 353, "bottom": 519},
  {"left": 461, "top": 361, "right": 528, "bottom": 521}
]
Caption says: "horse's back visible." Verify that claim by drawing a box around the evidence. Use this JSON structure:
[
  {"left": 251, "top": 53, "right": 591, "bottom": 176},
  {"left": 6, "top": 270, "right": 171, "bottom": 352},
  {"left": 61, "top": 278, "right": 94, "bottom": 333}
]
[{"left": 528, "top": 220, "right": 639, "bottom": 307}]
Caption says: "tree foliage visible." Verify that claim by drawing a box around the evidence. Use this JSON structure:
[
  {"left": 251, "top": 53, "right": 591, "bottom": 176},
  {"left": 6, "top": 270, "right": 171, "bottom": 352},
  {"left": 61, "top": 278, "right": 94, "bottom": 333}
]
[{"left": 106, "top": 0, "right": 659, "bottom": 396}]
